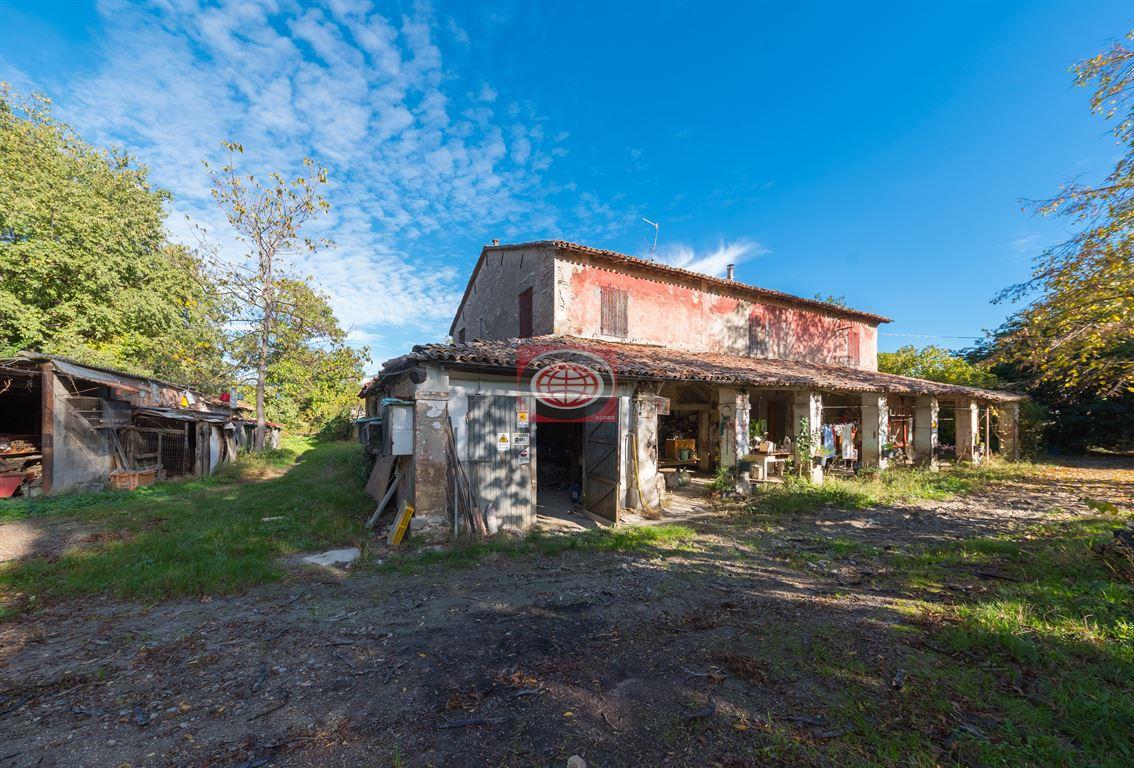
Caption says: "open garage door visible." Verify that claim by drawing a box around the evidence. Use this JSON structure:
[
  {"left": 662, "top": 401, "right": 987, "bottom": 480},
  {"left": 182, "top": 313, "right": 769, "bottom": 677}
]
[{"left": 582, "top": 399, "right": 621, "bottom": 523}]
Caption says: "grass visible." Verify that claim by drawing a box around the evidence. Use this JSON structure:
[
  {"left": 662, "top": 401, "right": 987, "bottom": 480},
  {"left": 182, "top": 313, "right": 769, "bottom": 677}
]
[
  {"left": 758, "top": 514, "right": 1134, "bottom": 767},
  {"left": 0, "top": 437, "right": 371, "bottom": 613},
  {"left": 740, "top": 459, "right": 1037, "bottom": 517},
  {"left": 378, "top": 523, "right": 697, "bottom": 572}
]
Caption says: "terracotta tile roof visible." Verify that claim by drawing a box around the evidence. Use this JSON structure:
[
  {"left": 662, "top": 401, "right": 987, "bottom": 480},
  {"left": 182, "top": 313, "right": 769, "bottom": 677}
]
[
  {"left": 476, "top": 240, "right": 892, "bottom": 325},
  {"left": 366, "top": 336, "right": 1025, "bottom": 403}
]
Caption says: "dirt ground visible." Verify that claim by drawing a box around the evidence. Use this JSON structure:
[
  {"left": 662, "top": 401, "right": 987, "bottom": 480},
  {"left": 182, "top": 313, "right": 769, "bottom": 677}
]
[{"left": 1, "top": 457, "right": 1131, "bottom": 768}]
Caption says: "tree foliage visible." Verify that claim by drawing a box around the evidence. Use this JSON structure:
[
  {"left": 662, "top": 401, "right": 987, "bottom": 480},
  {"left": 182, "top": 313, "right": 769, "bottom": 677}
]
[
  {"left": 879, "top": 345, "right": 1001, "bottom": 388},
  {"left": 991, "top": 32, "right": 1134, "bottom": 398},
  {"left": 202, "top": 143, "right": 366, "bottom": 446},
  {"left": 228, "top": 279, "right": 367, "bottom": 435},
  {"left": 0, "top": 86, "right": 227, "bottom": 386}
]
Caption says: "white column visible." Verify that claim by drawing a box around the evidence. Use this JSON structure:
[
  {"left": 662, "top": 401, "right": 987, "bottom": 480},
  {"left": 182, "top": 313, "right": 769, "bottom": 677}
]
[
  {"left": 955, "top": 397, "right": 979, "bottom": 464},
  {"left": 860, "top": 392, "right": 889, "bottom": 470},
  {"left": 791, "top": 389, "right": 823, "bottom": 483},
  {"left": 913, "top": 395, "right": 939, "bottom": 470},
  {"left": 717, "top": 387, "right": 737, "bottom": 468},
  {"left": 631, "top": 393, "right": 662, "bottom": 509},
  {"left": 734, "top": 389, "right": 751, "bottom": 462}
]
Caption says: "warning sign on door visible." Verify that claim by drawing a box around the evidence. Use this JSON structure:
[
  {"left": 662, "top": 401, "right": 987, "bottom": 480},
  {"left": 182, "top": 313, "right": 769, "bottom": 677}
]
[
  {"left": 495, "top": 432, "right": 510, "bottom": 452},
  {"left": 518, "top": 447, "right": 530, "bottom": 464},
  {"left": 516, "top": 410, "right": 529, "bottom": 428}
]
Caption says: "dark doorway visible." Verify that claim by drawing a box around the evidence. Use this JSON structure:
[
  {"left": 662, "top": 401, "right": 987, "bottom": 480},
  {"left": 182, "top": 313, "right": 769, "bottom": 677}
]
[{"left": 535, "top": 405, "right": 583, "bottom": 519}]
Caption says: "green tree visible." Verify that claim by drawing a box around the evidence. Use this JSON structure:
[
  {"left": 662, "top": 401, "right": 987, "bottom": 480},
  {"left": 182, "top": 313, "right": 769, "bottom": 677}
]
[
  {"left": 879, "top": 345, "right": 1001, "bottom": 388},
  {"left": 991, "top": 31, "right": 1134, "bottom": 398},
  {"left": 203, "top": 142, "right": 332, "bottom": 449},
  {"left": 0, "top": 86, "right": 227, "bottom": 387},
  {"left": 230, "top": 279, "right": 367, "bottom": 435}
]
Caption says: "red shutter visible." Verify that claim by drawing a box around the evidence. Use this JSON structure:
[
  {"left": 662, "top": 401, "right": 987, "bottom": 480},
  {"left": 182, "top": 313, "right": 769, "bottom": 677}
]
[
  {"left": 847, "top": 328, "right": 860, "bottom": 366},
  {"left": 518, "top": 288, "right": 533, "bottom": 337}
]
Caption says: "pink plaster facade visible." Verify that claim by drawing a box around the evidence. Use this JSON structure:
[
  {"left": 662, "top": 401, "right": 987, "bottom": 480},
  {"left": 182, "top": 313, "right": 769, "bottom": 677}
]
[
  {"left": 552, "top": 254, "right": 879, "bottom": 371},
  {"left": 451, "top": 244, "right": 881, "bottom": 371}
]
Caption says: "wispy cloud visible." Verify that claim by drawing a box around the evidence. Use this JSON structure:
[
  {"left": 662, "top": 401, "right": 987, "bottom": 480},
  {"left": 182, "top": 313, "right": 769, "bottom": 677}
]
[
  {"left": 41, "top": 0, "right": 592, "bottom": 363},
  {"left": 657, "top": 239, "right": 768, "bottom": 277},
  {"left": 1009, "top": 231, "right": 1043, "bottom": 258}
]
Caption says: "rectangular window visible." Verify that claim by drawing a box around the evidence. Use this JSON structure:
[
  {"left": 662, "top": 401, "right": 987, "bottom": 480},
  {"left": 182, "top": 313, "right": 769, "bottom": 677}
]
[
  {"left": 747, "top": 310, "right": 768, "bottom": 356},
  {"left": 847, "top": 328, "right": 861, "bottom": 367},
  {"left": 458, "top": 327, "right": 466, "bottom": 343},
  {"left": 600, "top": 287, "right": 628, "bottom": 337},
  {"left": 518, "top": 288, "right": 533, "bottom": 337}
]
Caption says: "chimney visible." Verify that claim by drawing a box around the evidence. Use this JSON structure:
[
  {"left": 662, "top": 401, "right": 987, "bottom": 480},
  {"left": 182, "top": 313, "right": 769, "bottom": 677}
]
[
  {"left": 492, "top": 238, "right": 500, "bottom": 246},
  {"left": 726, "top": 263, "right": 735, "bottom": 280}
]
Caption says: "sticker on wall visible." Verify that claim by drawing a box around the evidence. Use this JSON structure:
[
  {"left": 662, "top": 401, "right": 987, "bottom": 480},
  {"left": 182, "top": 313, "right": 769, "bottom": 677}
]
[
  {"left": 518, "top": 447, "right": 530, "bottom": 464},
  {"left": 513, "top": 433, "right": 530, "bottom": 447},
  {"left": 496, "top": 432, "right": 510, "bottom": 452},
  {"left": 516, "top": 410, "right": 530, "bottom": 428}
]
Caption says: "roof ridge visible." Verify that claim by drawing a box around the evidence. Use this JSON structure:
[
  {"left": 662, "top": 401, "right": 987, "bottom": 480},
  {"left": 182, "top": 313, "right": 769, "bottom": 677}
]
[{"left": 486, "top": 240, "right": 892, "bottom": 324}]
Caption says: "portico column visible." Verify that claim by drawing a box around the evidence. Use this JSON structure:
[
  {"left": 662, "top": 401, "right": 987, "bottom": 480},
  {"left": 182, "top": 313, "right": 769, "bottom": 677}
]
[
  {"left": 913, "top": 395, "right": 939, "bottom": 470},
  {"left": 734, "top": 389, "right": 751, "bottom": 464},
  {"left": 955, "top": 397, "right": 980, "bottom": 464},
  {"left": 791, "top": 389, "right": 823, "bottom": 483},
  {"left": 860, "top": 392, "right": 889, "bottom": 470},
  {"left": 632, "top": 392, "right": 662, "bottom": 509}
]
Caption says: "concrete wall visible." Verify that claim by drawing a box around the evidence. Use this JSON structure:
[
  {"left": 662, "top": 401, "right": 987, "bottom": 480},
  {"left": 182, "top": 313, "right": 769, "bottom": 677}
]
[
  {"left": 451, "top": 245, "right": 556, "bottom": 341},
  {"left": 553, "top": 254, "right": 879, "bottom": 370}
]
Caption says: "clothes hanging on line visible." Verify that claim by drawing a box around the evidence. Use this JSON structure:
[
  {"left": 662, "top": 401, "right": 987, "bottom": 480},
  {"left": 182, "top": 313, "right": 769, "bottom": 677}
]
[{"left": 821, "top": 424, "right": 836, "bottom": 459}]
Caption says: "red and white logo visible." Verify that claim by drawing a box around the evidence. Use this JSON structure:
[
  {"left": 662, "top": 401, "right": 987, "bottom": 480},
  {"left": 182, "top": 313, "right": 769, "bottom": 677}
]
[{"left": 517, "top": 343, "right": 617, "bottom": 422}]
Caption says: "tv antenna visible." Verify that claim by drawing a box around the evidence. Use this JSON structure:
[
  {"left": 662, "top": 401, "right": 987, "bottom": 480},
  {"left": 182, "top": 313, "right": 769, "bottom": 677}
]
[{"left": 642, "top": 217, "right": 660, "bottom": 257}]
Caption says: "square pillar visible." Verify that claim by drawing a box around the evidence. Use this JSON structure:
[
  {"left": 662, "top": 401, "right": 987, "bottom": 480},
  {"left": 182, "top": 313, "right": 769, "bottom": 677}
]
[
  {"left": 734, "top": 389, "right": 751, "bottom": 463},
  {"left": 716, "top": 387, "right": 737, "bottom": 468},
  {"left": 996, "top": 402, "right": 1020, "bottom": 460},
  {"left": 955, "top": 398, "right": 980, "bottom": 464},
  {"left": 631, "top": 393, "right": 663, "bottom": 509},
  {"left": 791, "top": 389, "right": 823, "bottom": 483},
  {"left": 913, "top": 395, "right": 939, "bottom": 470},
  {"left": 860, "top": 393, "right": 889, "bottom": 470},
  {"left": 411, "top": 366, "right": 451, "bottom": 539}
]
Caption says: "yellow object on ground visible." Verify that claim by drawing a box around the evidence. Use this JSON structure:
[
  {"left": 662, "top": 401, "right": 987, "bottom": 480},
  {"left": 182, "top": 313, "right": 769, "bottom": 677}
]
[{"left": 388, "top": 501, "right": 414, "bottom": 546}]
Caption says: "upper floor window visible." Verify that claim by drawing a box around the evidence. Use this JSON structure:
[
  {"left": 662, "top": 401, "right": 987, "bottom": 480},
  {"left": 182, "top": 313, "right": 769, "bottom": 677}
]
[
  {"left": 846, "top": 328, "right": 860, "bottom": 367},
  {"left": 458, "top": 327, "right": 466, "bottom": 343},
  {"left": 518, "top": 288, "right": 533, "bottom": 337},
  {"left": 600, "top": 287, "right": 628, "bottom": 337},
  {"left": 747, "top": 311, "right": 768, "bottom": 357}
]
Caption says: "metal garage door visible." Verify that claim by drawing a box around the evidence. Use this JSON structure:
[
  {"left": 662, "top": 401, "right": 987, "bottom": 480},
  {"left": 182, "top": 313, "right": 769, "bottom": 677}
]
[{"left": 465, "top": 393, "right": 535, "bottom": 530}]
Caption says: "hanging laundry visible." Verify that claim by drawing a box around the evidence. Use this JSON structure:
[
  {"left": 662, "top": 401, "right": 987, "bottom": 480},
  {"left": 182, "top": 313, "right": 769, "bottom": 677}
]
[
  {"left": 837, "top": 423, "right": 857, "bottom": 460},
  {"left": 821, "top": 424, "right": 836, "bottom": 459}
]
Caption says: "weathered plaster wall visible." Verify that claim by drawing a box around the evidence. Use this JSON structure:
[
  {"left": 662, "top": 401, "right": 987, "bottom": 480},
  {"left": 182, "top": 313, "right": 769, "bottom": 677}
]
[
  {"left": 553, "top": 255, "right": 879, "bottom": 370},
  {"left": 451, "top": 245, "right": 556, "bottom": 341}
]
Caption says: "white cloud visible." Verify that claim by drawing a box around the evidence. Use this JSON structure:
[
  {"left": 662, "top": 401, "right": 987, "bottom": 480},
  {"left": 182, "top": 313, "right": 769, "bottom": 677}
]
[
  {"left": 657, "top": 239, "right": 768, "bottom": 277},
  {"left": 45, "top": 0, "right": 583, "bottom": 363}
]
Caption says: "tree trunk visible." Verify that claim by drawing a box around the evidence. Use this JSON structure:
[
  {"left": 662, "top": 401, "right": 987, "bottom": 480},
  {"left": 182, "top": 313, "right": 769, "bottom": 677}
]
[
  {"left": 254, "top": 247, "right": 273, "bottom": 452},
  {"left": 255, "top": 318, "right": 268, "bottom": 451}
]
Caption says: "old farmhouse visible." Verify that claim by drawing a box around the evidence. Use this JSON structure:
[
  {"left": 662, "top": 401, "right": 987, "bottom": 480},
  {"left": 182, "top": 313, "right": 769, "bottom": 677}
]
[{"left": 360, "top": 240, "right": 1024, "bottom": 538}]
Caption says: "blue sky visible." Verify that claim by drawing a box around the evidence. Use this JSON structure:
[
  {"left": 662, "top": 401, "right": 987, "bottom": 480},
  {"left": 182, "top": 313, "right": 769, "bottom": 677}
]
[{"left": 2, "top": 0, "right": 1131, "bottom": 371}]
